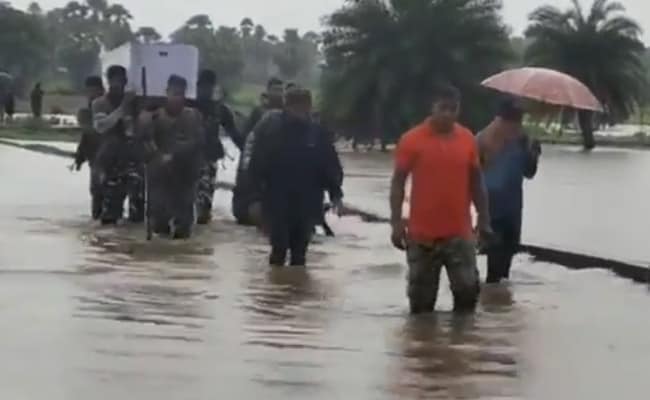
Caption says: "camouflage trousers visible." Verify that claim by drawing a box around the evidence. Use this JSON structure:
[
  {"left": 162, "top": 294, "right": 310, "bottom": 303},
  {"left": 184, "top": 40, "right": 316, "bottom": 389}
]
[
  {"left": 406, "top": 237, "right": 480, "bottom": 313},
  {"left": 101, "top": 162, "right": 145, "bottom": 224},
  {"left": 196, "top": 162, "right": 217, "bottom": 223}
]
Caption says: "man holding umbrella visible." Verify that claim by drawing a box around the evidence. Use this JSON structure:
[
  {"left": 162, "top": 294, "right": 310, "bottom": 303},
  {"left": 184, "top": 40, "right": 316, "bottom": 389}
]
[{"left": 478, "top": 98, "right": 541, "bottom": 283}]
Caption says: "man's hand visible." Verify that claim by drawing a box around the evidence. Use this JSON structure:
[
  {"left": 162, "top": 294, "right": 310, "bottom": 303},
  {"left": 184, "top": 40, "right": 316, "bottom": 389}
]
[
  {"left": 330, "top": 198, "right": 344, "bottom": 217},
  {"left": 476, "top": 216, "right": 495, "bottom": 245},
  {"left": 391, "top": 219, "right": 408, "bottom": 251}
]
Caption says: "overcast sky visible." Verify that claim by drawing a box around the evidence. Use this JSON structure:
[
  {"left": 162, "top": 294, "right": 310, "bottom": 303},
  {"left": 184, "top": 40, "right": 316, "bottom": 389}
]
[{"left": 9, "top": 0, "right": 650, "bottom": 43}]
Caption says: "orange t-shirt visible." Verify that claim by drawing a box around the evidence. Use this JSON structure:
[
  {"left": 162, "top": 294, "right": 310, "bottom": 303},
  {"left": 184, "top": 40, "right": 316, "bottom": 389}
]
[{"left": 395, "top": 119, "right": 479, "bottom": 242}]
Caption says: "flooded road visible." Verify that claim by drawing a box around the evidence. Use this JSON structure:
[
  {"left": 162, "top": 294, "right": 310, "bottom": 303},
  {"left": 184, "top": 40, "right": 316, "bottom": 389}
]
[
  {"left": 343, "top": 145, "right": 650, "bottom": 265},
  {"left": 1, "top": 144, "right": 649, "bottom": 399}
]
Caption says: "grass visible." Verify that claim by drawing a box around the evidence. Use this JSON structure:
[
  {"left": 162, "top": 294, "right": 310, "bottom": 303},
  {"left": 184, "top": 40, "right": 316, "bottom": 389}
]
[
  {"left": 15, "top": 93, "right": 85, "bottom": 116},
  {"left": 526, "top": 123, "right": 650, "bottom": 149},
  {"left": 0, "top": 124, "right": 81, "bottom": 143}
]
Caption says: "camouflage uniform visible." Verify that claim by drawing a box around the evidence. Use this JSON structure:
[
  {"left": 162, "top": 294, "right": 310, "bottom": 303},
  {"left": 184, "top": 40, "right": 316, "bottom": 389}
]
[
  {"left": 99, "top": 154, "right": 145, "bottom": 223},
  {"left": 139, "top": 107, "right": 204, "bottom": 239},
  {"left": 75, "top": 107, "right": 104, "bottom": 219},
  {"left": 92, "top": 95, "right": 145, "bottom": 224},
  {"left": 192, "top": 99, "right": 244, "bottom": 224},
  {"left": 406, "top": 238, "right": 480, "bottom": 313}
]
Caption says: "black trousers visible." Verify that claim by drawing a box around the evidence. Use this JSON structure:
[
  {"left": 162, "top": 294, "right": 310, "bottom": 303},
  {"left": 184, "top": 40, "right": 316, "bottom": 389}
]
[
  {"left": 148, "top": 163, "right": 198, "bottom": 240},
  {"left": 266, "top": 197, "right": 314, "bottom": 267},
  {"left": 486, "top": 217, "right": 521, "bottom": 283},
  {"left": 89, "top": 164, "right": 103, "bottom": 220}
]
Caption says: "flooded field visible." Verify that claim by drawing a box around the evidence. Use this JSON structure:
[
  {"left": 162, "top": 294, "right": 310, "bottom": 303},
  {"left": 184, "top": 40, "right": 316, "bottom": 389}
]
[
  {"left": 343, "top": 145, "right": 650, "bottom": 265},
  {"left": 0, "top": 144, "right": 649, "bottom": 399}
]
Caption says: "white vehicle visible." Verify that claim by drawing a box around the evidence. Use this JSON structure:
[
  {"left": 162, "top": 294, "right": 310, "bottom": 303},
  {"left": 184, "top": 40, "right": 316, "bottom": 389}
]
[{"left": 100, "top": 42, "right": 200, "bottom": 99}]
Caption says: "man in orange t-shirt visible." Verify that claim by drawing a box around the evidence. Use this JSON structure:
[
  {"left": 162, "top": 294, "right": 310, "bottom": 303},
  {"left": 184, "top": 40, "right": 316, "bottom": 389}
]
[{"left": 389, "top": 84, "right": 491, "bottom": 314}]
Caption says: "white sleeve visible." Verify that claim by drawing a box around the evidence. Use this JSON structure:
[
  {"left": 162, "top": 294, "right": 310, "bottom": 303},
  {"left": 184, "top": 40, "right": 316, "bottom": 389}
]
[{"left": 93, "top": 107, "right": 125, "bottom": 134}]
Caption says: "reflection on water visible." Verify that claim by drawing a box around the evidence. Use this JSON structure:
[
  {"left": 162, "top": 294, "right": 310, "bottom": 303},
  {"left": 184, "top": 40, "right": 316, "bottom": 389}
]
[
  {"left": 1, "top": 144, "right": 650, "bottom": 399},
  {"left": 389, "top": 286, "right": 521, "bottom": 399}
]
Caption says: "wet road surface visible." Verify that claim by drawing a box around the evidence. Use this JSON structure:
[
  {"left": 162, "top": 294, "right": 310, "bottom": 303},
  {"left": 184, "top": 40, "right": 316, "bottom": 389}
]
[
  {"left": 1, "top": 144, "right": 649, "bottom": 399},
  {"left": 343, "top": 145, "right": 650, "bottom": 265}
]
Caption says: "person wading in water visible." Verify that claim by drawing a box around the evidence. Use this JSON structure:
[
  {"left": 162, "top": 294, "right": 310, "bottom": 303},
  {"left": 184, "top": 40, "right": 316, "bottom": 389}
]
[
  {"left": 478, "top": 98, "right": 541, "bottom": 283},
  {"left": 390, "top": 84, "right": 492, "bottom": 314}
]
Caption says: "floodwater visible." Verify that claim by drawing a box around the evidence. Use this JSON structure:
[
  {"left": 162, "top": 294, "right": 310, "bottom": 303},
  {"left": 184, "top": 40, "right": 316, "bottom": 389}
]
[
  {"left": 343, "top": 145, "right": 650, "bottom": 265},
  {"left": 1, "top": 143, "right": 649, "bottom": 399}
]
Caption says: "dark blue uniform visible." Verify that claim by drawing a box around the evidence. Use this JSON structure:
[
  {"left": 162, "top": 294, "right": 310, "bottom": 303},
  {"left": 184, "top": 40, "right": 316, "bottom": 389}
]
[{"left": 248, "top": 111, "right": 343, "bottom": 266}]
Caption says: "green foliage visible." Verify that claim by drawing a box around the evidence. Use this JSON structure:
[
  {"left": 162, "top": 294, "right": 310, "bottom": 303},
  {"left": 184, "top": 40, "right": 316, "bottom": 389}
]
[
  {"left": 320, "top": 0, "right": 512, "bottom": 143},
  {"left": 38, "top": 0, "right": 139, "bottom": 88},
  {"left": 171, "top": 14, "right": 322, "bottom": 88},
  {"left": 525, "top": 0, "right": 648, "bottom": 122},
  {"left": 0, "top": 5, "right": 49, "bottom": 93},
  {"left": 171, "top": 15, "right": 245, "bottom": 90},
  {"left": 135, "top": 26, "right": 162, "bottom": 44}
]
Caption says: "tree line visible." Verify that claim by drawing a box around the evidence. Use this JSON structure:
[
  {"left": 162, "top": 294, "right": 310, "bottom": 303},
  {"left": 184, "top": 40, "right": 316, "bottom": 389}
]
[
  {"left": 1, "top": 0, "right": 648, "bottom": 149},
  {"left": 320, "top": 0, "right": 648, "bottom": 150},
  {"left": 0, "top": 0, "right": 321, "bottom": 93}
]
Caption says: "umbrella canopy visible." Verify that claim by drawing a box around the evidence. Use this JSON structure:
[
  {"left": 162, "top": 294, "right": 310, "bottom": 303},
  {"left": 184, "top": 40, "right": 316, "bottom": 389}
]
[{"left": 481, "top": 67, "right": 603, "bottom": 112}]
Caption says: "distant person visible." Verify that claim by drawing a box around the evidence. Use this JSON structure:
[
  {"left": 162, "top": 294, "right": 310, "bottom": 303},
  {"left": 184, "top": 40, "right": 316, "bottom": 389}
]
[
  {"left": 139, "top": 75, "right": 204, "bottom": 239},
  {"left": 74, "top": 76, "right": 106, "bottom": 220},
  {"left": 232, "top": 77, "right": 285, "bottom": 226},
  {"left": 478, "top": 99, "right": 541, "bottom": 284},
  {"left": 92, "top": 65, "right": 144, "bottom": 225},
  {"left": 390, "top": 84, "right": 491, "bottom": 314},
  {"left": 30, "top": 82, "right": 44, "bottom": 118},
  {"left": 248, "top": 88, "right": 343, "bottom": 266},
  {"left": 242, "top": 77, "right": 285, "bottom": 136},
  {"left": 192, "top": 69, "right": 244, "bottom": 224},
  {"left": 4, "top": 90, "right": 15, "bottom": 122}
]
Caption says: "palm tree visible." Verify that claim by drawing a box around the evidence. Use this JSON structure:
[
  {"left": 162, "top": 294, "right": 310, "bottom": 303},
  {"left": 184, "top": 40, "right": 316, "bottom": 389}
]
[
  {"left": 105, "top": 3, "right": 132, "bottom": 26},
  {"left": 321, "top": 0, "right": 511, "bottom": 147},
  {"left": 303, "top": 31, "right": 320, "bottom": 44},
  {"left": 62, "top": 1, "right": 90, "bottom": 19},
  {"left": 185, "top": 14, "right": 213, "bottom": 30},
  {"left": 254, "top": 24, "right": 266, "bottom": 42},
  {"left": 240, "top": 17, "right": 254, "bottom": 38},
  {"left": 27, "top": 2, "right": 43, "bottom": 15},
  {"left": 135, "top": 26, "right": 161, "bottom": 44},
  {"left": 85, "top": 0, "right": 107, "bottom": 22},
  {"left": 525, "top": 0, "right": 647, "bottom": 150}
]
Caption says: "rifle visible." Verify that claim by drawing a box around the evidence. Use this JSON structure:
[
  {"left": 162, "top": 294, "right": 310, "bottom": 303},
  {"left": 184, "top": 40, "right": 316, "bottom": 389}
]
[{"left": 142, "top": 66, "right": 153, "bottom": 241}]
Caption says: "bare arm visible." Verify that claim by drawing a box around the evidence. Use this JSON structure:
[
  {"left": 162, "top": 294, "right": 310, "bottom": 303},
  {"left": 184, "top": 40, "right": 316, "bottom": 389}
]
[
  {"left": 92, "top": 99, "right": 124, "bottom": 134},
  {"left": 390, "top": 169, "right": 408, "bottom": 225},
  {"left": 470, "top": 165, "right": 491, "bottom": 229}
]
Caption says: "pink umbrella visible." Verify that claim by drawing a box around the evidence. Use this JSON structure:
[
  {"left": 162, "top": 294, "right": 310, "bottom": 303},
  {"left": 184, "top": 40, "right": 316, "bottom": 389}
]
[{"left": 481, "top": 67, "right": 603, "bottom": 112}]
